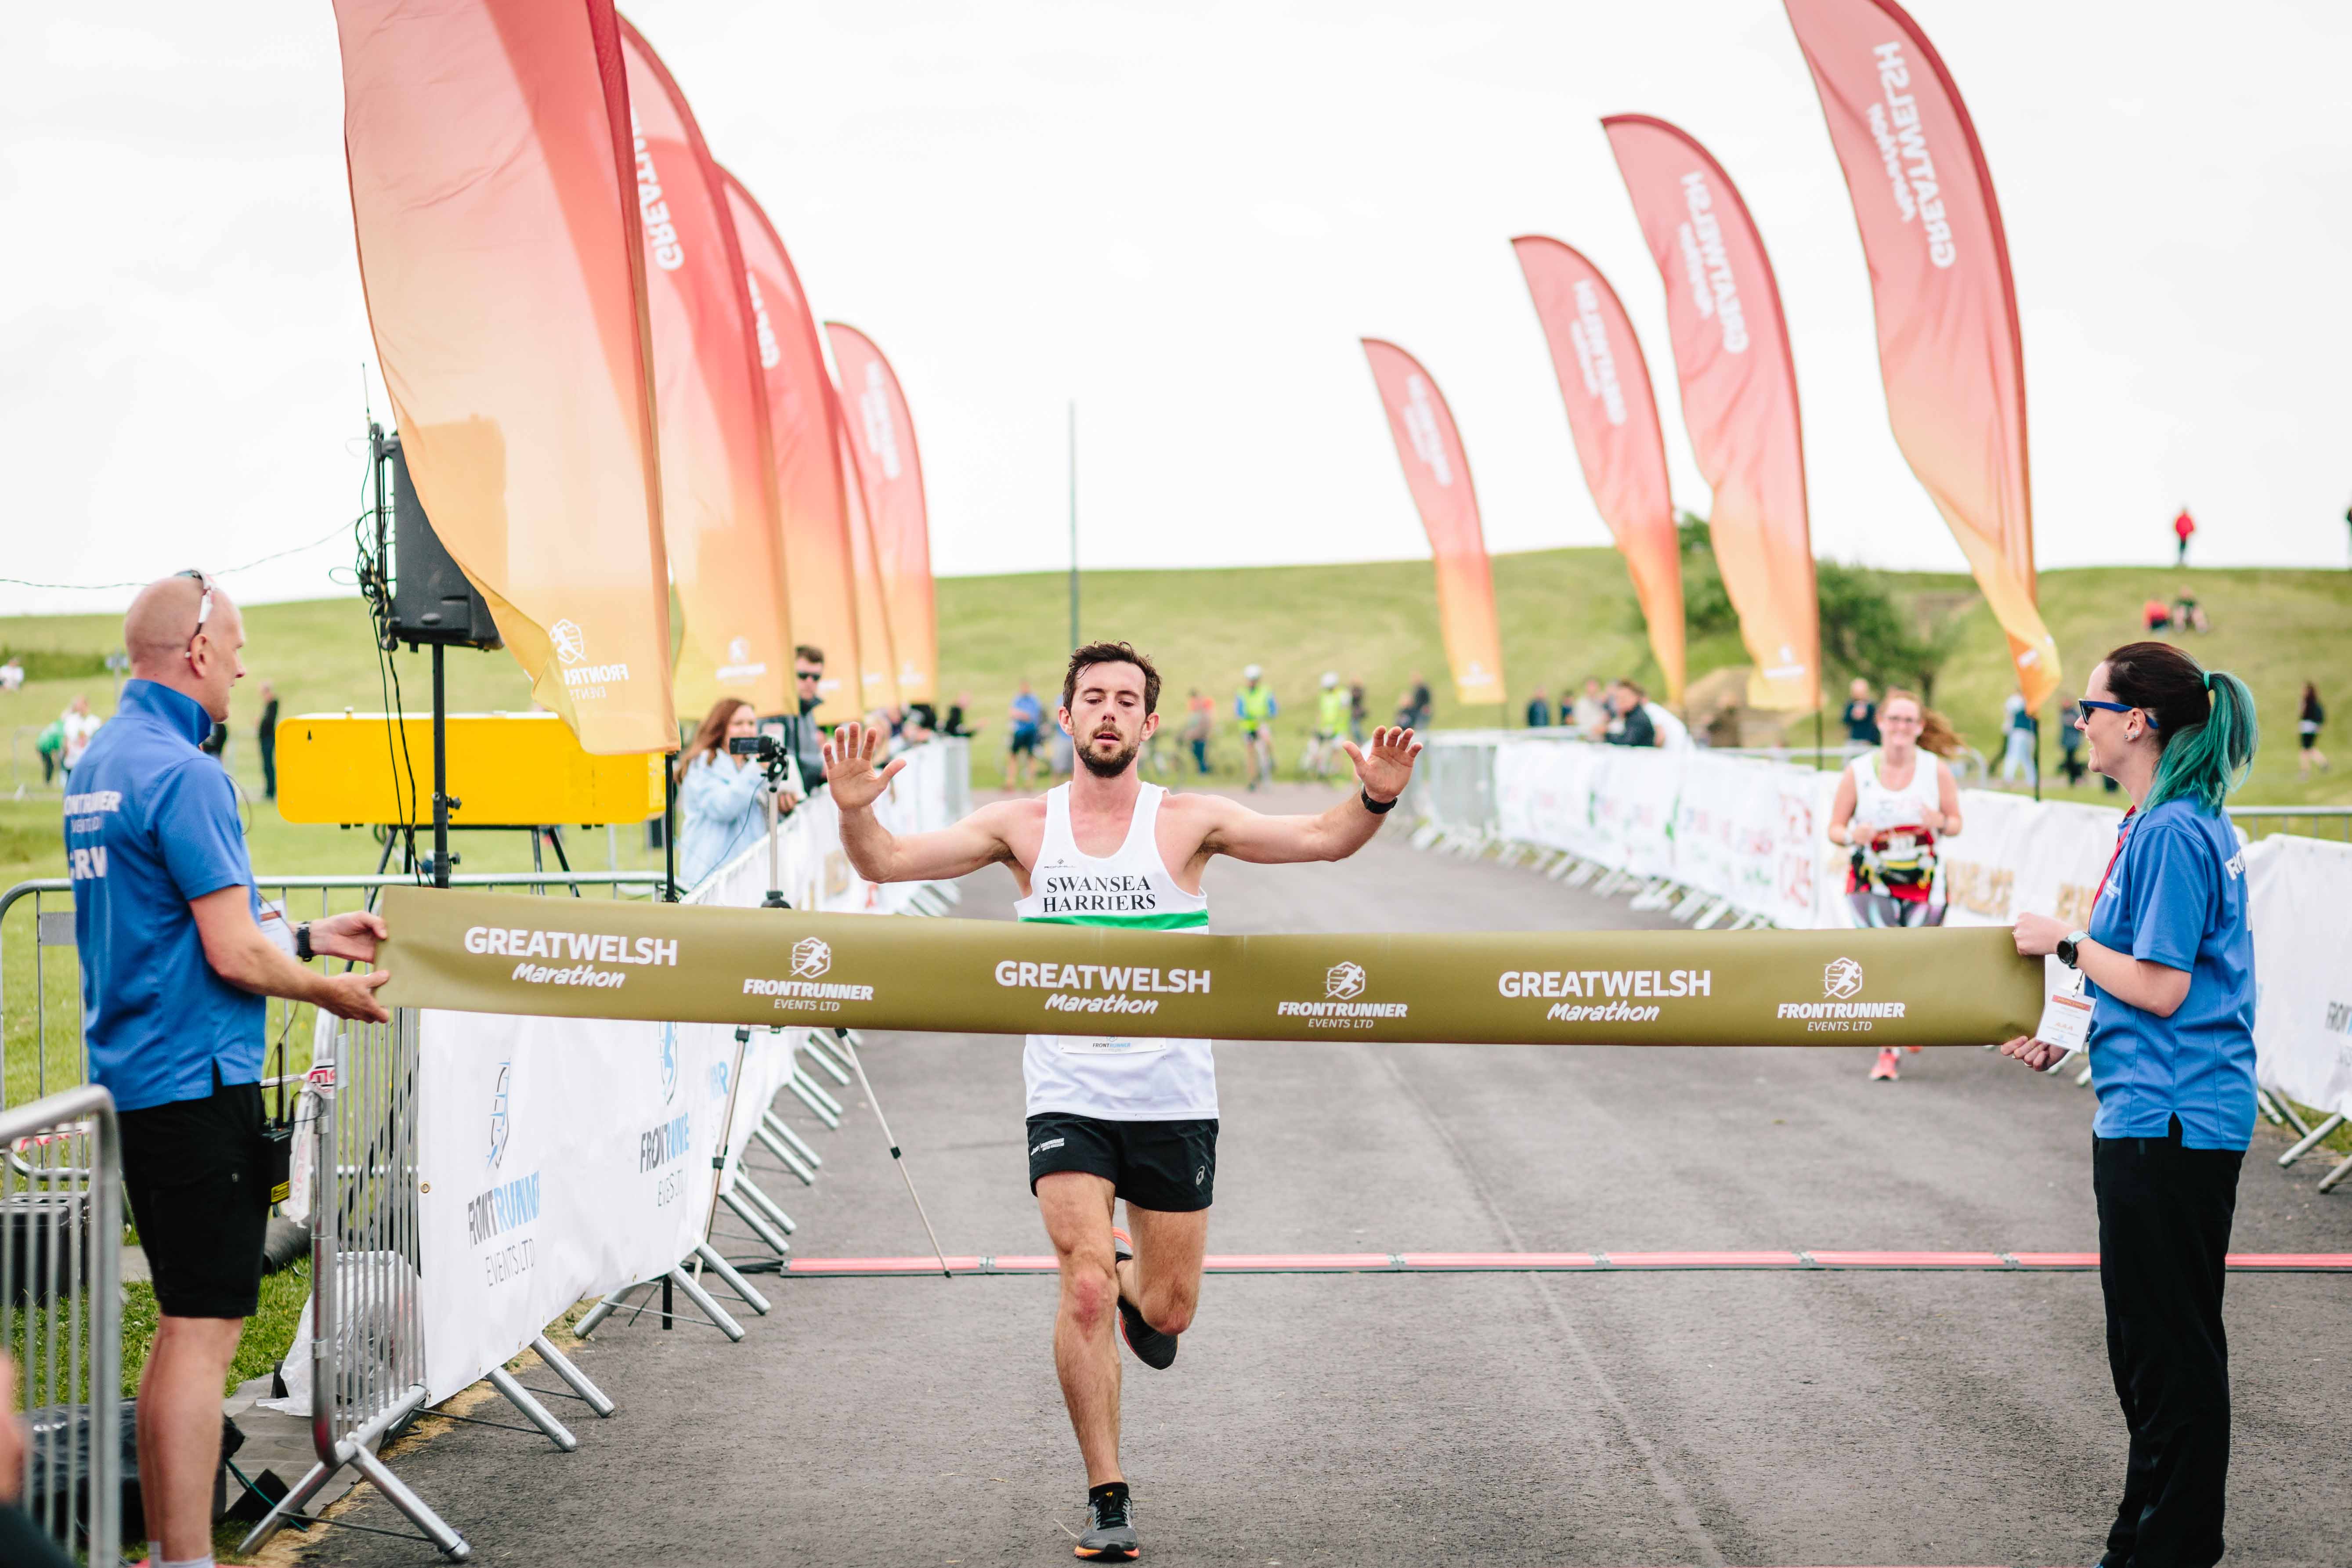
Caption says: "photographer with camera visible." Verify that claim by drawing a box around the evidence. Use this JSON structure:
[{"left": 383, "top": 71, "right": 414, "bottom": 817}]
[
  {"left": 676, "top": 697, "right": 799, "bottom": 890},
  {"left": 69, "top": 572, "right": 391, "bottom": 1568}
]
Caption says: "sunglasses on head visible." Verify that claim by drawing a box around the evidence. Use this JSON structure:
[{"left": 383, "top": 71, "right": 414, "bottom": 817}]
[{"left": 176, "top": 569, "right": 213, "bottom": 659}]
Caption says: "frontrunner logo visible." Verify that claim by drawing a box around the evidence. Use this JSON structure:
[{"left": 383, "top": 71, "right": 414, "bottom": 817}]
[
  {"left": 1778, "top": 956, "right": 1906, "bottom": 1030},
  {"left": 1498, "top": 967, "right": 1711, "bottom": 1024},
  {"left": 549, "top": 618, "right": 630, "bottom": 692},
  {"left": 716, "top": 636, "right": 767, "bottom": 684},
  {"left": 465, "top": 925, "right": 679, "bottom": 990},
  {"left": 1279, "top": 961, "right": 1405, "bottom": 1027},
  {"left": 552, "top": 620, "right": 586, "bottom": 665},
  {"left": 791, "top": 938, "right": 832, "bottom": 978},
  {"left": 745, "top": 939, "right": 875, "bottom": 1006}
]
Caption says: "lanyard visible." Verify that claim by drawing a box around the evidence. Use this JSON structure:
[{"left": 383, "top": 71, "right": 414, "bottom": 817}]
[{"left": 2092, "top": 807, "right": 2136, "bottom": 912}]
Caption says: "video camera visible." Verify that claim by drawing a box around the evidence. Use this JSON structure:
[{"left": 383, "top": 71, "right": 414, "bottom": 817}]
[{"left": 729, "top": 727, "right": 813, "bottom": 802}]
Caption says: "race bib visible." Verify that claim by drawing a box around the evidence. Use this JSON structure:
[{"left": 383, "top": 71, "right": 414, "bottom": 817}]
[{"left": 1056, "top": 1035, "right": 1169, "bottom": 1059}]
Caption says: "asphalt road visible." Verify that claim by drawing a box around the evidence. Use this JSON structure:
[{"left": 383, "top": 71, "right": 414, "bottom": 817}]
[{"left": 305, "top": 788, "right": 2351, "bottom": 1568}]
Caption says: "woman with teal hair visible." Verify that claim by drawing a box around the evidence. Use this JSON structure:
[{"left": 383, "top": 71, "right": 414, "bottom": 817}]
[{"left": 2000, "top": 640, "right": 2258, "bottom": 1568}]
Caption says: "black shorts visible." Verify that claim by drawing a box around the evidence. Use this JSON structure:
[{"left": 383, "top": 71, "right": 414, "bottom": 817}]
[
  {"left": 1010, "top": 729, "right": 1041, "bottom": 756},
  {"left": 120, "top": 1079, "right": 271, "bottom": 1319},
  {"left": 1026, "top": 1113, "right": 1218, "bottom": 1213}
]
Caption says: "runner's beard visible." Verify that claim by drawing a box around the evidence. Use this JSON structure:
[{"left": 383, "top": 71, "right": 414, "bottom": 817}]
[{"left": 1080, "top": 732, "right": 1140, "bottom": 778}]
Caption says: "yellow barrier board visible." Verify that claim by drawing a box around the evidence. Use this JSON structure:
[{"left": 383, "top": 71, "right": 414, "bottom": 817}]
[
  {"left": 376, "top": 887, "right": 2044, "bottom": 1048},
  {"left": 276, "top": 712, "right": 666, "bottom": 826}
]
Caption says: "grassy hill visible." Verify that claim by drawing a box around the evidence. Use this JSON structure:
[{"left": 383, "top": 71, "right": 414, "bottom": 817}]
[{"left": 3, "top": 552, "right": 2346, "bottom": 885}]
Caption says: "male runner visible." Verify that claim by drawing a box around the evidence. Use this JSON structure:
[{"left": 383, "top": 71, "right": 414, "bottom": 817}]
[{"left": 824, "top": 640, "right": 1419, "bottom": 1563}]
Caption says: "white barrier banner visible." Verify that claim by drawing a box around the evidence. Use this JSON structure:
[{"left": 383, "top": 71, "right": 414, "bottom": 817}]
[{"left": 2246, "top": 835, "right": 2352, "bottom": 1120}]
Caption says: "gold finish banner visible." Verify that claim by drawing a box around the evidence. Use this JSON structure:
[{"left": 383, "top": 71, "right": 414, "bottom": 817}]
[{"left": 377, "top": 888, "right": 2042, "bottom": 1048}]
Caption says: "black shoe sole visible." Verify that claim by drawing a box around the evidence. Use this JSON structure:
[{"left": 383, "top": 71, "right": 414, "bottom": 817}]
[{"left": 1116, "top": 1294, "right": 1178, "bottom": 1369}]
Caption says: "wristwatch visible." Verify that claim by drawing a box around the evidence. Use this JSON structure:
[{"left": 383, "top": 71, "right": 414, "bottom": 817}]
[
  {"left": 2054, "top": 929, "right": 2089, "bottom": 969},
  {"left": 295, "top": 921, "right": 314, "bottom": 963},
  {"left": 1360, "top": 788, "right": 1398, "bottom": 815}
]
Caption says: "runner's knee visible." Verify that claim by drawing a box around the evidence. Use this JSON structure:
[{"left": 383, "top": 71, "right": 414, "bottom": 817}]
[
  {"left": 1060, "top": 1259, "right": 1118, "bottom": 1333},
  {"left": 1139, "top": 1274, "right": 1197, "bottom": 1335}
]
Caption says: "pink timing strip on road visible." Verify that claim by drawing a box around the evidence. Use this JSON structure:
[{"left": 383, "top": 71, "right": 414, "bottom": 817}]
[{"left": 777, "top": 1250, "right": 2352, "bottom": 1278}]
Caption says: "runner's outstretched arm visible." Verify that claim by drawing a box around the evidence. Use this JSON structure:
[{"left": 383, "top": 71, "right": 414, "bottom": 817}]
[
  {"left": 1198, "top": 726, "right": 1421, "bottom": 864},
  {"left": 825, "top": 720, "right": 1018, "bottom": 883}
]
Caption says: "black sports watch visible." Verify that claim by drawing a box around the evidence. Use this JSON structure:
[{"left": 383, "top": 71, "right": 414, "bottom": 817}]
[
  {"left": 1360, "top": 788, "right": 1398, "bottom": 815},
  {"left": 295, "top": 921, "right": 314, "bottom": 963},
  {"left": 2054, "top": 929, "right": 2088, "bottom": 969}
]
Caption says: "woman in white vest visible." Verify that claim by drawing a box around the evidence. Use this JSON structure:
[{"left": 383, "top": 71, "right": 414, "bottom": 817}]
[{"left": 1826, "top": 687, "right": 1965, "bottom": 1080}]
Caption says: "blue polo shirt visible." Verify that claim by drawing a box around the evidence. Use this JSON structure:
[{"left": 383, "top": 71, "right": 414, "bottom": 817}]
[
  {"left": 2083, "top": 798, "right": 2256, "bottom": 1150},
  {"left": 66, "top": 680, "right": 264, "bottom": 1112}
]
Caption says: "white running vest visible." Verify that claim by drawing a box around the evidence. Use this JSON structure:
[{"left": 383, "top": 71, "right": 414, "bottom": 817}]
[
  {"left": 1015, "top": 783, "right": 1217, "bottom": 1120},
  {"left": 1849, "top": 750, "right": 1941, "bottom": 835}
]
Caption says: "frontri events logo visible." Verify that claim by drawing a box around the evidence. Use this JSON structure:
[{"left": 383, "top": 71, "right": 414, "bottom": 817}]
[
  {"left": 1279, "top": 960, "right": 1405, "bottom": 1027},
  {"left": 1778, "top": 956, "right": 1906, "bottom": 1029},
  {"left": 1824, "top": 957, "right": 1864, "bottom": 1000},
  {"left": 717, "top": 635, "right": 767, "bottom": 684},
  {"left": 549, "top": 617, "right": 630, "bottom": 692},
  {"left": 791, "top": 938, "right": 833, "bottom": 979},
  {"left": 744, "top": 937, "right": 876, "bottom": 1006}
]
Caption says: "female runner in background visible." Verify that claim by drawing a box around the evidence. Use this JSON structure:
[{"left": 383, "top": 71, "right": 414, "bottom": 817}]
[{"left": 1826, "top": 687, "right": 1965, "bottom": 1081}]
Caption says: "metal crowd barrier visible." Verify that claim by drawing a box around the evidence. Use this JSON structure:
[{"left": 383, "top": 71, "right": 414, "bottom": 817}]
[
  {"left": 2227, "top": 803, "right": 2352, "bottom": 842},
  {"left": 1, "top": 1084, "right": 122, "bottom": 1568},
  {"left": 238, "top": 1008, "right": 465, "bottom": 1556}
]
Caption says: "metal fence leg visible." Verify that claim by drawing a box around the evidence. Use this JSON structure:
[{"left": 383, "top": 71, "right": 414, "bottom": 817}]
[
  {"left": 2280, "top": 1113, "right": 2345, "bottom": 1168},
  {"left": 787, "top": 1071, "right": 843, "bottom": 1128},
  {"left": 692, "top": 1241, "right": 773, "bottom": 1315},
  {"left": 764, "top": 1110, "right": 823, "bottom": 1168},
  {"left": 733, "top": 1172, "right": 797, "bottom": 1234},
  {"left": 347, "top": 1437, "right": 473, "bottom": 1560},
  {"left": 487, "top": 1366, "right": 577, "bottom": 1452},
  {"left": 720, "top": 1185, "right": 793, "bottom": 1257},
  {"left": 668, "top": 1265, "right": 746, "bottom": 1340},
  {"left": 530, "top": 1334, "right": 616, "bottom": 1416},
  {"left": 754, "top": 1120, "right": 820, "bottom": 1185},
  {"left": 2319, "top": 1150, "right": 2352, "bottom": 1194},
  {"left": 799, "top": 1032, "right": 853, "bottom": 1085}
]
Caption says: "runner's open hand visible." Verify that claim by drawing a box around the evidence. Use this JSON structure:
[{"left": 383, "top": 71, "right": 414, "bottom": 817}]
[
  {"left": 1343, "top": 725, "right": 1423, "bottom": 803},
  {"left": 823, "top": 720, "right": 905, "bottom": 811}
]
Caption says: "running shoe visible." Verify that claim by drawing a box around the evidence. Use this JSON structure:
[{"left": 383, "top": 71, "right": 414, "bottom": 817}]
[
  {"left": 1074, "top": 1485, "right": 1139, "bottom": 1561},
  {"left": 1109, "top": 1226, "right": 1178, "bottom": 1370},
  {"left": 1870, "top": 1047, "right": 1900, "bottom": 1081}
]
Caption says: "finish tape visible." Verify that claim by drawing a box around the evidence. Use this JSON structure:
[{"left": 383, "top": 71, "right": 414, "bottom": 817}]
[{"left": 376, "top": 886, "right": 2043, "bottom": 1048}]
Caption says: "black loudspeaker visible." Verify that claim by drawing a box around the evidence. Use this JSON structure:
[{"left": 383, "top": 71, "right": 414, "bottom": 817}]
[{"left": 384, "top": 431, "right": 502, "bottom": 649}]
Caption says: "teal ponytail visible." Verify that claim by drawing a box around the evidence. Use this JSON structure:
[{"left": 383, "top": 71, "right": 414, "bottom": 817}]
[{"left": 2144, "top": 668, "right": 2258, "bottom": 815}]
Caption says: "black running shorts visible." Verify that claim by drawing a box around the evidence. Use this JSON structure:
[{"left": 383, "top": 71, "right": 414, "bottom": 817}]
[
  {"left": 1026, "top": 1113, "right": 1218, "bottom": 1213},
  {"left": 120, "top": 1079, "right": 271, "bottom": 1320}
]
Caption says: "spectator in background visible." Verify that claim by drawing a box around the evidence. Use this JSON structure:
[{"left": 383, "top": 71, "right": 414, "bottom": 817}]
[
  {"left": 1006, "top": 679, "right": 1044, "bottom": 791},
  {"left": 2301, "top": 682, "right": 2329, "bottom": 779},
  {"left": 675, "top": 697, "right": 794, "bottom": 889},
  {"left": 2172, "top": 506, "right": 2195, "bottom": 565},
  {"left": 58, "top": 695, "right": 100, "bottom": 775},
  {"left": 1998, "top": 691, "right": 2035, "bottom": 783},
  {"left": 0, "top": 656, "right": 22, "bottom": 691},
  {"left": 788, "top": 644, "right": 829, "bottom": 795},
  {"left": 1182, "top": 687, "right": 1214, "bottom": 774},
  {"left": 1843, "top": 678, "right": 1880, "bottom": 746},
  {"left": 2143, "top": 594, "right": 2172, "bottom": 634},
  {"left": 2171, "top": 592, "right": 2209, "bottom": 634},
  {"left": 1235, "top": 665, "right": 1278, "bottom": 789},
  {"left": 200, "top": 718, "right": 228, "bottom": 761},
  {"left": 1406, "top": 670, "right": 1434, "bottom": 731},
  {"left": 1346, "top": 677, "right": 1368, "bottom": 744},
  {"left": 901, "top": 698, "right": 939, "bottom": 742},
  {"left": 1644, "top": 692, "right": 1691, "bottom": 750},
  {"left": 1310, "top": 672, "right": 1350, "bottom": 777},
  {"left": 71, "top": 573, "right": 391, "bottom": 1568},
  {"left": 1572, "top": 677, "right": 1610, "bottom": 740},
  {"left": 1605, "top": 681, "right": 1656, "bottom": 747},
  {"left": 35, "top": 718, "right": 61, "bottom": 784},
  {"left": 257, "top": 681, "right": 280, "bottom": 798},
  {"left": 2058, "top": 699, "right": 2088, "bottom": 786},
  {"left": 941, "top": 690, "right": 977, "bottom": 739},
  {"left": 1525, "top": 688, "right": 1553, "bottom": 729}
]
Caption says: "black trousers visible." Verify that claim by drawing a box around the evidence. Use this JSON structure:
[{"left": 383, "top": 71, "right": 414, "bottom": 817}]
[
  {"left": 260, "top": 730, "right": 277, "bottom": 797},
  {"left": 2093, "top": 1118, "right": 2243, "bottom": 1568}
]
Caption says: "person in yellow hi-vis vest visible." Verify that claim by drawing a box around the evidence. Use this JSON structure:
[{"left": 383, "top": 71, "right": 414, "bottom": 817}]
[
  {"left": 1234, "top": 665, "right": 1277, "bottom": 790},
  {"left": 1306, "top": 672, "right": 1350, "bottom": 778}
]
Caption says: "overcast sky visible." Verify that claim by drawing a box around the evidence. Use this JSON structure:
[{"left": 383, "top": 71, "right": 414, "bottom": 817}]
[{"left": 6, "top": 0, "right": 2349, "bottom": 617}]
